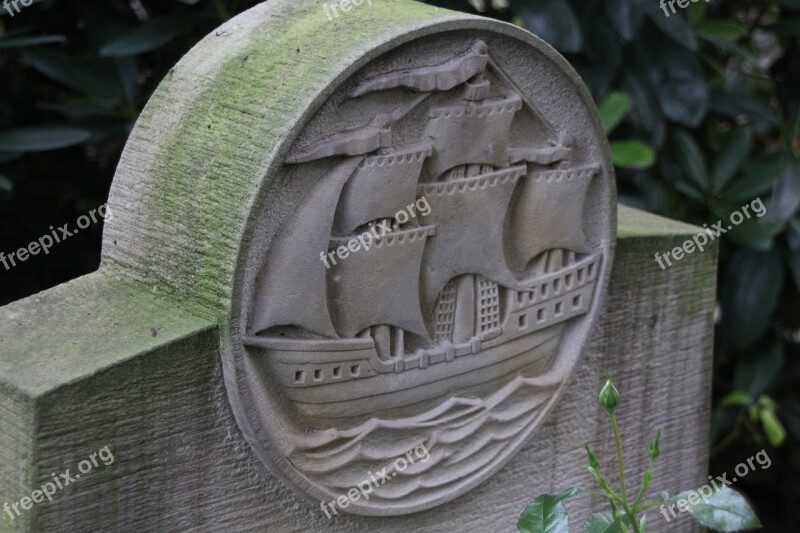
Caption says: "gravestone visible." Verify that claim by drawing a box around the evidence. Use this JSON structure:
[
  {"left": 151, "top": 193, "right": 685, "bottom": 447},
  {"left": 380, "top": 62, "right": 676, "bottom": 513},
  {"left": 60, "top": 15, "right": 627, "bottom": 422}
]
[{"left": 0, "top": 1, "right": 716, "bottom": 531}]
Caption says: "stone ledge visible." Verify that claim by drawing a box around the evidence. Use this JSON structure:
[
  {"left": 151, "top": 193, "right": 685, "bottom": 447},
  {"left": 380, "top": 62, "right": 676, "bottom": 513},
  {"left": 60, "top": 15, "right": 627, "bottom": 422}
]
[
  {"left": 0, "top": 273, "right": 214, "bottom": 399},
  {"left": 0, "top": 205, "right": 699, "bottom": 400},
  {"left": 0, "top": 205, "right": 716, "bottom": 531}
]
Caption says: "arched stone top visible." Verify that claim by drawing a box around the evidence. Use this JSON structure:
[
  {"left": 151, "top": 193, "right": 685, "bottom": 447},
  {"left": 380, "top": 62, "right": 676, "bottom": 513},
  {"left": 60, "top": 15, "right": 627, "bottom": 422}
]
[
  {"left": 101, "top": 0, "right": 617, "bottom": 516},
  {"left": 101, "top": 0, "right": 614, "bottom": 319}
]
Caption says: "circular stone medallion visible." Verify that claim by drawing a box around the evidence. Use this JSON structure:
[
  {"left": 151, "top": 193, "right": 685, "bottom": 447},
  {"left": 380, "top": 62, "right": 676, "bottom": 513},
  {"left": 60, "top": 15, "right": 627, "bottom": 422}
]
[{"left": 223, "top": 0, "right": 615, "bottom": 516}]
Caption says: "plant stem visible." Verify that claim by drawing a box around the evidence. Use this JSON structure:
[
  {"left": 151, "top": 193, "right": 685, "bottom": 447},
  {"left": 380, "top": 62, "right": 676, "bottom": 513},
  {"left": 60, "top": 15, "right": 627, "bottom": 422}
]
[
  {"left": 610, "top": 412, "right": 642, "bottom": 533},
  {"left": 610, "top": 413, "right": 628, "bottom": 503},
  {"left": 638, "top": 499, "right": 667, "bottom": 510},
  {"left": 632, "top": 457, "right": 655, "bottom": 507},
  {"left": 584, "top": 488, "right": 626, "bottom": 506},
  {"left": 710, "top": 414, "right": 743, "bottom": 459}
]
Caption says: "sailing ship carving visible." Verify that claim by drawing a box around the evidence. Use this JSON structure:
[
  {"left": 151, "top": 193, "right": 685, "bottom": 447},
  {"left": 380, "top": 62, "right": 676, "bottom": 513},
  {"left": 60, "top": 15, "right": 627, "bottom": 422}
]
[{"left": 244, "top": 40, "right": 603, "bottom": 427}]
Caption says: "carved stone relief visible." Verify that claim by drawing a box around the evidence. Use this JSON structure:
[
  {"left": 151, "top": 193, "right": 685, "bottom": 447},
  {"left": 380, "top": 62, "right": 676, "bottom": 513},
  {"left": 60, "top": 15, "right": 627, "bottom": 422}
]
[{"left": 227, "top": 28, "right": 614, "bottom": 516}]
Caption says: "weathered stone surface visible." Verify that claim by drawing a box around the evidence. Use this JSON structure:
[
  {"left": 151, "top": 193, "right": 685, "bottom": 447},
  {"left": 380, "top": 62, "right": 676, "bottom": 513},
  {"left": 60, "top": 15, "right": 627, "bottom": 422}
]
[
  {"left": 0, "top": 207, "right": 715, "bottom": 531},
  {"left": 97, "top": 0, "right": 618, "bottom": 512},
  {"left": 0, "top": 0, "right": 716, "bottom": 529}
]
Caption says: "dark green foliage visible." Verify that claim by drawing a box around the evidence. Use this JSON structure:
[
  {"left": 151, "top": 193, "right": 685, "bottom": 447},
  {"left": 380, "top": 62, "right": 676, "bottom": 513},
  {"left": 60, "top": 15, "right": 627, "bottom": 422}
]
[
  {"left": 0, "top": 0, "right": 260, "bottom": 303},
  {"left": 428, "top": 2, "right": 800, "bottom": 528},
  {"left": 519, "top": 379, "right": 760, "bottom": 532},
  {"left": 1, "top": 0, "right": 799, "bottom": 528}
]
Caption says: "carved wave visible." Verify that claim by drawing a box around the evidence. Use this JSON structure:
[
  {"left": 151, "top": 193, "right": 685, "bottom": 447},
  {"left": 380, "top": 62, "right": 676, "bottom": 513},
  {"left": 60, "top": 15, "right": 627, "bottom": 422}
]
[{"left": 288, "top": 370, "right": 567, "bottom": 505}]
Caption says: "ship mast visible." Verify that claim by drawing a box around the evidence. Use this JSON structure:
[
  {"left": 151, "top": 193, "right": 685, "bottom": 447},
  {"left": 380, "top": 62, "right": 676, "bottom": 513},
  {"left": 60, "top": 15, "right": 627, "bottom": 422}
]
[{"left": 253, "top": 39, "right": 591, "bottom": 361}]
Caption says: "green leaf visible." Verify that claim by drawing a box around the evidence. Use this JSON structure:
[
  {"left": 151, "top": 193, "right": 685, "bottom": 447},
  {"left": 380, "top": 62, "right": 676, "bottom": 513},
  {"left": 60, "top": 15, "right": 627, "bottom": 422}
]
[
  {"left": 695, "top": 20, "right": 747, "bottom": 41},
  {"left": 688, "top": 0, "right": 707, "bottom": 26},
  {"left": 788, "top": 224, "right": 800, "bottom": 288},
  {"left": 711, "top": 127, "right": 752, "bottom": 193},
  {"left": 633, "top": 27, "right": 709, "bottom": 127},
  {"left": 604, "top": 0, "right": 647, "bottom": 41},
  {"left": 709, "top": 90, "right": 779, "bottom": 133},
  {"left": 610, "top": 140, "right": 655, "bottom": 169},
  {"left": 0, "top": 126, "right": 92, "bottom": 152},
  {"left": 114, "top": 56, "right": 140, "bottom": 103},
  {"left": 723, "top": 214, "right": 779, "bottom": 251},
  {"left": 722, "top": 153, "right": 786, "bottom": 205},
  {"left": 514, "top": 0, "right": 584, "bottom": 54},
  {"left": 675, "top": 179, "right": 707, "bottom": 203},
  {"left": 671, "top": 130, "right": 709, "bottom": 192},
  {"left": 720, "top": 247, "right": 784, "bottom": 352},
  {"left": 760, "top": 406, "right": 787, "bottom": 447},
  {"left": 719, "top": 390, "right": 752, "bottom": 409},
  {"left": 597, "top": 92, "right": 630, "bottom": 134},
  {"left": 24, "top": 47, "right": 123, "bottom": 100},
  {"left": 0, "top": 35, "right": 66, "bottom": 48},
  {"left": 645, "top": 3, "right": 697, "bottom": 50},
  {"left": 676, "top": 486, "right": 761, "bottom": 531},
  {"left": 763, "top": 158, "right": 800, "bottom": 226},
  {"left": 621, "top": 69, "right": 666, "bottom": 146},
  {"left": 733, "top": 338, "right": 783, "bottom": 399},
  {"left": 37, "top": 101, "right": 121, "bottom": 118},
  {"left": 762, "top": 19, "right": 800, "bottom": 37},
  {"left": 518, "top": 488, "right": 577, "bottom": 533},
  {"left": 577, "top": 11, "right": 623, "bottom": 97},
  {"left": 698, "top": 33, "right": 762, "bottom": 69},
  {"left": 583, "top": 511, "right": 626, "bottom": 533},
  {"left": 0, "top": 173, "right": 12, "bottom": 193},
  {"left": 99, "top": 16, "right": 197, "bottom": 57}
]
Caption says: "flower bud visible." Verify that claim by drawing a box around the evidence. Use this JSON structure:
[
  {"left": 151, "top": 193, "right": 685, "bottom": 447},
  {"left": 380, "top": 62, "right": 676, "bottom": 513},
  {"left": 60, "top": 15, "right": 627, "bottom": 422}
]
[
  {"left": 584, "top": 443, "right": 599, "bottom": 469},
  {"left": 599, "top": 379, "right": 620, "bottom": 414},
  {"left": 648, "top": 429, "right": 662, "bottom": 460}
]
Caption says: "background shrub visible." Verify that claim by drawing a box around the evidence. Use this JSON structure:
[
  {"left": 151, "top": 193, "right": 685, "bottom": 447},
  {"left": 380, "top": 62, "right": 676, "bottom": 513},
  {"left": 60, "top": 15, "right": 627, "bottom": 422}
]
[{"left": 1, "top": 0, "right": 797, "bottom": 529}]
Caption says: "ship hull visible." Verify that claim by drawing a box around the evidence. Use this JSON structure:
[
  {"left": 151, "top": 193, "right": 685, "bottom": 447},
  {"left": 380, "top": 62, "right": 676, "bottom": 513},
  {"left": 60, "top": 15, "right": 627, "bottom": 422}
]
[
  {"left": 243, "top": 253, "right": 601, "bottom": 427},
  {"left": 247, "top": 325, "right": 563, "bottom": 426}
]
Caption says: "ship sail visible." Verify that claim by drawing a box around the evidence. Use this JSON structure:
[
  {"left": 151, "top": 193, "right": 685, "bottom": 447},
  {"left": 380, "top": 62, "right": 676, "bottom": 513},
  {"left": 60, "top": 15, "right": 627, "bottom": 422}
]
[
  {"left": 286, "top": 96, "right": 429, "bottom": 165},
  {"left": 508, "top": 166, "right": 599, "bottom": 271},
  {"left": 286, "top": 121, "right": 391, "bottom": 164},
  {"left": 328, "top": 226, "right": 435, "bottom": 338},
  {"left": 417, "top": 165, "right": 527, "bottom": 315},
  {"left": 250, "top": 157, "right": 365, "bottom": 337},
  {"left": 351, "top": 40, "right": 489, "bottom": 97},
  {"left": 333, "top": 143, "right": 432, "bottom": 235},
  {"left": 422, "top": 96, "right": 522, "bottom": 180},
  {"left": 254, "top": 39, "right": 590, "bottom": 344}
]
